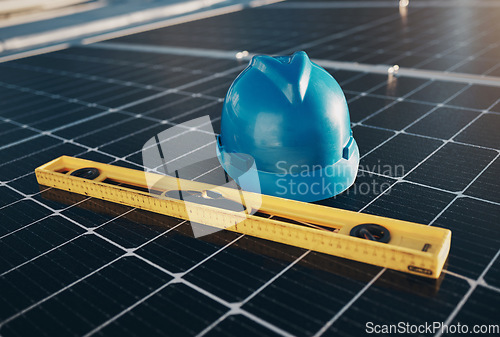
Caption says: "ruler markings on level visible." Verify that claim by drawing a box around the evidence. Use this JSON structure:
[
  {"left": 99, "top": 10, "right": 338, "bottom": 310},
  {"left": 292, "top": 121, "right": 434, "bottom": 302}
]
[{"left": 35, "top": 156, "right": 451, "bottom": 278}]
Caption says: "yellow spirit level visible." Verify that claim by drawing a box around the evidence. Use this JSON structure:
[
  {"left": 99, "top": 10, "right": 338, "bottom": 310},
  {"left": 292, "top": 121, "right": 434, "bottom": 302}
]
[{"left": 35, "top": 156, "right": 451, "bottom": 278}]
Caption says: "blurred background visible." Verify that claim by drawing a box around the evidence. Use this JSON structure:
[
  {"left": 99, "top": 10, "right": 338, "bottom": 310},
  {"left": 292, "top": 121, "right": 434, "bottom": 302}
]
[{"left": 0, "top": 0, "right": 262, "bottom": 59}]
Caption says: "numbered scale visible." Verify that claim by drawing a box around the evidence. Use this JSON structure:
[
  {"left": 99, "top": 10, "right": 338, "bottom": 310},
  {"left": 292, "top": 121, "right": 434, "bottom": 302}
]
[{"left": 35, "top": 156, "right": 451, "bottom": 278}]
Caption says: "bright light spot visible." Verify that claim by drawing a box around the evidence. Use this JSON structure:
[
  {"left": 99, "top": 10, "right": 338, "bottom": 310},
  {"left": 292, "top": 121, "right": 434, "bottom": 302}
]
[
  {"left": 235, "top": 50, "right": 249, "bottom": 59},
  {"left": 388, "top": 65, "right": 400, "bottom": 74},
  {"left": 399, "top": 0, "right": 409, "bottom": 7}
]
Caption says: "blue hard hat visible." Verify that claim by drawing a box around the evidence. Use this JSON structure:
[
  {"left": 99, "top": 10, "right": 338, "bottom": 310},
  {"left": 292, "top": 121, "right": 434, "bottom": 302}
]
[{"left": 217, "top": 51, "right": 359, "bottom": 202}]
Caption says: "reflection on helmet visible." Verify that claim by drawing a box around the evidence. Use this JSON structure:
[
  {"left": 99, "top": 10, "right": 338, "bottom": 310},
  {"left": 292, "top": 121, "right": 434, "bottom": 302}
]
[{"left": 217, "top": 51, "right": 359, "bottom": 202}]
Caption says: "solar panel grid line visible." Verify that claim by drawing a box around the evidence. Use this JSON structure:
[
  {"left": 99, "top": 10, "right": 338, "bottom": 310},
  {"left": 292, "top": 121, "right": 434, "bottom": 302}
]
[
  {"left": 238, "top": 311, "right": 295, "bottom": 337},
  {"left": 196, "top": 250, "right": 313, "bottom": 337},
  {"left": 0, "top": 209, "right": 56, "bottom": 241},
  {"left": 57, "top": 116, "right": 161, "bottom": 150},
  {"left": 347, "top": 90, "right": 500, "bottom": 134},
  {"left": 425, "top": 152, "right": 500, "bottom": 226},
  {"left": 12, "top": 41, "right": 500, "bottom": 124},
  {"left": 411, "top": 97, "right": 500, "bottom": 158},
  {"left": 486, "top": 62, "right": 500, "bottom": 77},
  {"left": 120, "top": 89, "right": 212, "bottom": 110},
  {"left": 443, "top": 268, "right": 500, "bottom": 298},
  {"left": 0, "top": 146, "right": 114, "bottom": 185},
  {"left": 0, "top": 75, "right": 225, "bottom": 151},
  {"left": 355, "top": 168, "right": 500, "bottom": 208},
  {"left": 151, "top": 140, "right": 218, "bottom": 172},
  {"left": 40, "top": 52, "right": 219, "bottom": 78},
  {"left": 2, "top": 63, "right": 161, "bottom": 92},
  {"left": 442, "top": 270, "right": 476, "bottom": 286},
  {"left": 0, "top": 130, "right": 151, "bottom": 188},
  {"left": 159, "top": 99, "right": 222, "bottom": 123},
  {"left": 433, "top": 39, "right": 499, "bottom": 74},
  {"left": 352, "top": 102, "right": 473, "bottom": 143},
  {"left": 0, "top": 75, "right": 74, "bottom": 97},
  {"left": 2, "top": 98, "right": 212, "bottom": 149},
  {"left": 0, "top": 193, "right": 132, "bottom": 255},
  {"left": 300, "top": 7, "right": 500, "bottom": 74},
  {"left": 0, "top": 82, "right": 496, "bottom": 213},
  {"left": 173, "top": 236, "right": 247, "bottom": 279},
  {"left": 0, "top": 60, "right": 237, "bottom": 106},
  {"left": 0, "top": 130, "right": 49, "bottom": 153},
  {"left": 355, "top": 123, "right": 446, "bottom": 143},
  {"left": 270, "top": 166, "right": 448, "bottom": 334},
  {"left": 0, "top": 219, "right": 88, "bottom": 276},
  {"left": 434, "top": 249, "right": 500, "bottom": 337},
  {"left": 328, "top": 19, "right": 438, "bottom": 53},
  {"left": 179, "top": 279, "right": 296, "bottom": 337},
  {"left": 0, "top": 104, "right": 225, "bottom": 209},
  {"left": 10, "top": 102, "right": 99, "bottom": 128},
  {"left": 196, "top": 311, "right": 233, "bottom": 337},
  {"left": 295, "top": 95, "right": 500, "bottom": 335},
  {"left": 0, "top": 118, "right": 112, "bottom": 167},
  {"left": 0, "top": 210, "right": 188, "bottom": 325},
  {"left": 235, "top": 249, "right": 311, "bottom": 307},
  {"left": 1, "top": 71, "right": 497, "bottom": 208},
  {"left": 352, "top": 80, "right": 496, "bottom": 164},
  {"left": 1, "top": 56, "right": 244, "bottom": 96},
  {"left": 117, "top": 118, "right": 218, "bottom": 165},
  {"left": 388, "top": 32, "right": 498, "bottom": 76},
  {"left": 79, "top": 39, "right": 500, "bottom": 104},
  {"left": 312, "top": 267, "right": 386, "bottom": 337},
  {"left": 81, "top": 242, "right": 296, "bottom": 337},
  {"left": 9, "top": 62, "right": 192, "bottom": 94},
  {"left": 330, "top": 72, "right": 367, "bottom": 88},
  {"left": 0, "top": 134, "right": 83, "bottom": 169},
  {"left": 0, "top": 121, "right": 177, "bottom": 188},
  {"left": 318, "top": 59, "right": 500, "bottom": 87},
  {"left": 0, "top": 112, "right": 216, "bottom": 185},
  {"left": 322, "top": 19, "right": 449, "bottom": 67},
  {"left": 191, "top": 163, "right": 223, "bottom": 182},
  {"left": 89, "top": 38, "right": 500, "bottom": 86},
  {"left": 114, "top": 90, "right": 198, "bottom": 115},
  {"left": 0, "top": 83, "right": 119, "bottom": 132},
  {"left": 346, "top": 90, "right": 478, "bottom": 115},
  {"left": 478, "top": 277, "right": 500, "bottom": 294},
  {"left": 279, "top": 10, "right": 408, "bottom": 54},
  {"left": 0, "top": 254, "right": 125, "bottom": 329},
  {"left": 352, "top": 88, "right": 449, "bottom": 161},
  {"left": 115, "top": 90, "right": 224, "bottom": 118},
  {"left": 355, "top": 106, "right": 499, "bottom": 207},
  {"left": 80, "top": 279, "right": 176, "bottom": 337},
  {"left": 385, "top": 22, "right": 490, "bottom": 70},
  {"left": 312, "top": 219, "right": 496, "bottom": 337},
  {"left": 352, "top": 83, "right": 440, "bottom": 126},
  {"left": 358, "top": 123, "right": 500, "bottom": 154}
]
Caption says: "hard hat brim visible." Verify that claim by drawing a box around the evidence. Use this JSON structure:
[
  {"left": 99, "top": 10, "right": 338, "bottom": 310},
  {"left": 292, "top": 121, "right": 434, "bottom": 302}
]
[{"left": 217, "top": 136, "right": 359, "bottom": 202}]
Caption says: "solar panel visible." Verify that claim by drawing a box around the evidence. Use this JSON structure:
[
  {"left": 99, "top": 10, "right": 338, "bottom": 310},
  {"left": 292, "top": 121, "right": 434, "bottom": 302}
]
[{"left": 1, "top": 1, "right": 499, "bottom": 336}]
